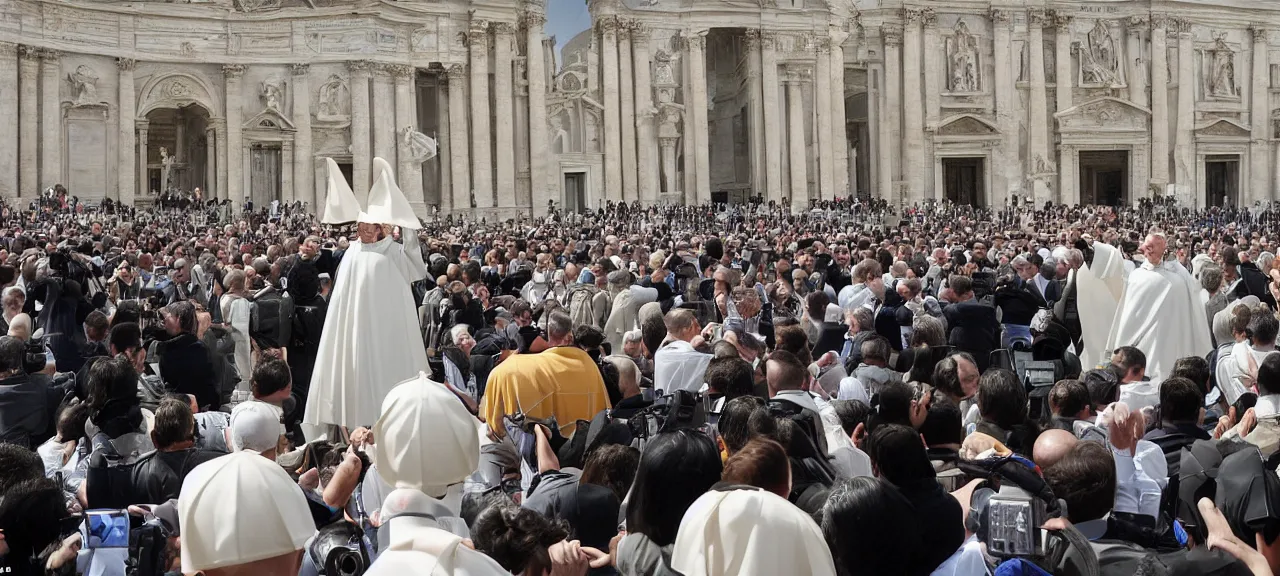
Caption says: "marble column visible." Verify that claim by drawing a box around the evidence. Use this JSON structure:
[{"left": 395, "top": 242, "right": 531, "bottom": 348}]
[
  {"left": 1174, "top": 19, "right": 1194, "bottom": 199},
  {"left": 469, "top": 19, "right": 494, "bottom": 209},
  {"left": 391, "top": 65, "right": 423, "bottom": 211},
  {"left": 1251, "top": 28, "right": 1270, "bottom": 203},
  {"left": 1150, "top": 17, "right": 1169, "bottom": 190},
  {"left": 686, "top": 31, "right": 711, "bottom": 204},
  {"left": 39, "top": 49, "right": 61, "bottom": 189},
  {"left": 0, "top": 43, "right": 16, "bottom": 200},
  {"left": 901, "top": 11, "right": 924, "bottom": 203},
  {"left": 814, "top": 36, "right": 835, "bottom": 200},
  {"left": 290, "top": 64, "right": 313, "bottom": 210},
  {"left": 883, "top": 25, "right": 903, "bottom": 205},
  {"left": 1027, "top": 10, "right": 1052, "bottom": 204},
  {"left": 660, "top": 136, "right": 677, "bottom": 199},
  {"left": 618, "top": 21, "right": 637, "bottom": 202},
  {"left": 869, "top": 62, "right": 882, "bottom": 199},
  {"left": 1274, "top": 140, "right": 1280, "bottom": 200},
  {"left": 347, "top": 61, "right": 371, "bottom": 198},
  {"left": 785, "top": 66, "right": 811, "bottom": 212},
  {"left": 761, "top": 32, "right": 783, "bottom": 204},
  {"left": 447, "top": 64, "right": 471, "bottom": 211},
  {"left": 136, "top": 123, "right": 149, "bottom": 198},
  {"left": 17, "top": 46, "right": 37, "bottom": 200},
  {"left": 990, "top": 10, "right": 1015, "bottom": 205},
  {"left": 1055, "top": 13, "right": 1074, "bottom": 113},
  {"left": 1126, "top": 17, "right": 1146, "bottom": 107},
  {"left": 494, "top": 22, "right": 517, "bottom": 209},
  {"left": 745, "top": 30, "right": 765, "bottom": 198},
  {"left": 213, "top": 120, "right": 227, "bottom": 201},
  {"left": 117, "top": 58, "right": 136, "bottom": 204},
  {"left": 281, "top": 140, "right": 294, "bottom": 203},
  {"left": 526, "top": 10, "right": 553, "bottom": 214},
  {"left": 632, "top": 24, "right": 658, "bottom": 205},
  {"left": 372, "top": 65, "right": 395, "bottom": 166},
  {"left": 223, "top": 64, "right": 247, "bottom": 203},
  {"left": 601, "top": 17, "right": 623, "bottom": 203},
  {"left": 920, "top": 14, "right": 938, "bottom": 199},
  {"left": 832, "top": 27, "right": 851, "bottom": 196},
  {"left": 205, "top": 128, "right": 216, "bottom": 199},
  {"left": 437, "top": 77, "right": 452, "bottom": 213}
]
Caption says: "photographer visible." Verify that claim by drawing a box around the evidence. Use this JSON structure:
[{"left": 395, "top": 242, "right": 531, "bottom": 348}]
[
  {"left": 156, "top": 302, "right": 218, "bottom": 411},
  {"left": 0, "top": 335, "right": 63, "bottom": 449},
  {"left": 122, "top": 397, "right": 222, "bottom": 505}
]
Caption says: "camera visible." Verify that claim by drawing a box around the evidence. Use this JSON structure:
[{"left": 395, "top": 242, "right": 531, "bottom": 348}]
[
  {"left": 308, "top": 521, "right": 370, "bottom": 576},
  {"left": 960, "top": 455, "right": 1063, "bottom": 561},
  {"left": 23, "top": 335, "right": 48, "bottom": 374}
]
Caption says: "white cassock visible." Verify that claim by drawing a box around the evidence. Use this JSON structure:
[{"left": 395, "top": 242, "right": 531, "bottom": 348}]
[
  {"left": 1083, "top": 242, "right": 1212, "bottom": 382},
  {"left": 1076, "top": 242, "right": 1127, "bottom": 370},
  {"left": 303, "top": 233, "right": 427, "bottom": 434}
]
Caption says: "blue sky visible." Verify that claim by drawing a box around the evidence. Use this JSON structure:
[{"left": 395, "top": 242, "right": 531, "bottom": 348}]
[{"left": 545, "top": 0, "right": 592, "bottom": 66}]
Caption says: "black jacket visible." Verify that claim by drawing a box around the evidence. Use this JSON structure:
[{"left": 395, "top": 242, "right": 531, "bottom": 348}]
[
  {"left": 994, "top": 278, "right": 1047, "bottom": 326},
  {"left": 289, "top": 296, "right": 327, "bottom": 402},
  {"left": 943, "top": 300, "right": 1000, "bottom": 371},
  {"left": 157, "top": 333, "right": 219, "bottom": 410},
  {"left": 0, "top": 373, "right": 63, "bottom": 449},
  {"left": 1234, "top": 262, "right": 1277, "bottom": 309},
  {"left": 811, "top": 322, "right": 850, "bottom": 360},
  {"left": 130, "top": 448, "right": 223, "bottom": 505}
]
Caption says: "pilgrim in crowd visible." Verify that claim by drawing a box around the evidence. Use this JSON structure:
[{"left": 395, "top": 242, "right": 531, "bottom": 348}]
[{"left": 5, "top": 168, "right": 1280, "bottom": 576}]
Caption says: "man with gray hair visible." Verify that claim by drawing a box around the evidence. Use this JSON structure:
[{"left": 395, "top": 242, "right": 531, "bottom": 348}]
[
  {"left": 1201, "top": 265, "right": 1228, "bottom": 344},
  {"left": 162, "top": 257, "right": 208, "bottom": 308},
  {"left": 604, "top": 354, "right": 650, "bottom": 418}
]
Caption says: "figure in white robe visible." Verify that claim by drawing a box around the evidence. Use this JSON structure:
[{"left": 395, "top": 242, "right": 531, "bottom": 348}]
[
  {"left": 304, "top": 158, "right": 427, "bottom": 435},
  {"left": 1081, "top": 233, "right": 1213, "bottom": 382}
]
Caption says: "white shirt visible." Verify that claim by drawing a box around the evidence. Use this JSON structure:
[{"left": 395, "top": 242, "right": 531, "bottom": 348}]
[
  {"left": 1118, "top": 380, "right": 1160, "bottom": 414},
  {"left": 653, "top": 340, "right": 712, "bottom": 394},
  {"left": 1113, "top": 439, "right": 1168, "bottom": 520}
]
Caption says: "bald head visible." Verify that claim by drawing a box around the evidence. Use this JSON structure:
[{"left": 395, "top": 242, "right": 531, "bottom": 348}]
[{"left": 1033, "top": 429, "right": 1079, "bottom": 470}]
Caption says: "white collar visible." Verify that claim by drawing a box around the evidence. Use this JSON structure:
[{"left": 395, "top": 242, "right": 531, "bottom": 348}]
[{"left": 1257, "top": 395, "right": 1280, "bottom": 418}]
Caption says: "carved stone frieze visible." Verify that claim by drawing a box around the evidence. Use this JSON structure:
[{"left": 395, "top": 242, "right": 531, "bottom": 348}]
[
  {"left": 291, "top": 63, "right": 309, "bottom": 76},
  {"left": 222, "top": 63, "right": 247, "bottom": 78},
  {"left": 116, "top": 58, "right": 136, "bottom": 71}
]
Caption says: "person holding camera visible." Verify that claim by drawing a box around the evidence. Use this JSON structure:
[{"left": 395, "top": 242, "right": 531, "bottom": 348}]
[
  {"left": 156, "top": 301, "right": 219, "bottom": 411},
  {"left": 0, "top": 336, "right": 63, "bottom": 449}
]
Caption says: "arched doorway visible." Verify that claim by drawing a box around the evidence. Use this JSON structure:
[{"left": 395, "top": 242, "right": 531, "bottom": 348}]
[{"left": 142, "top": 104, "right": 211, "bottom": 197}]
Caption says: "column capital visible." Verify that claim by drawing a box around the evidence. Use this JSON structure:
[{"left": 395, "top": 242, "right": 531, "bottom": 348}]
[
  {"left": 468, "top": 19, "right": 490, "bottom": 43},
  {"left": 902, "top": 8, "right": 924, "bottom": 24},
  {"left": 1050, "top": 11, "right": 1072, "bottom": 31},
  {"left": 1169, "top": 18, "right": 1192, "bottom": 37},
  {"left": 882, "top": 24, "right": 904, "bottom": 45},
  {"left": 386, "top": 64, "right": 415, "bottom": 79},
  {"left": 135, "top": 118, "right": 150, "bottom": 131},
  {"left": 116, "top": 57, "right": 136, "bottom": 72},
  {"left": 682, "top": 31, "right": 707, "bottom": 51},
  {"left": 371, "top": 62, "right": 393, "bottom": 77},
  {"left": 222, "top": 63, "right": 247, "bottom": 78},
  {"left": 920, "top": 8, "right": 937, "bottom": 28},
  {"left": 1126, "top": 16, "right": 1146, "bottom": 35},
  {"left": 760, "top": 31, "right": 780, "bottom": 50},
  {"left": 631, "top": 22, "right": 652, "bottom": 42},
  {"left": 617, "top": 19, "right": 633, "bottom": 40},
  {"left": 18, "top": 44, "right": 39, "bottom": 60},
  {"left": 347, "top": 60, "right": 372, "bottom": 73},
  {"left": 1028, "top": 9, "right": 1049, "bottom": 27},
  {"left": 493, "top": 21, "right": 517, "bottom": 36},
  {"left": 522, "top": 10, "right": 546, "bottom": 29},
  {"left": 1251, "top": 27, "right": 1269, "bottom": 43},
  {"left": 813, "top": 35, "right": 832, "bottom": 53},
  {"left": 744, "top": 28, "right": 762, "bottom": 50},
  {"left": 989, "top": 9, "right": 1012, "bottom": 25},
  {"left": 38, "top": 48, "right": 61, "bottom": 62},
  {"left": 1150, "top": 14, "right": 1170, "bottom": 30},
  {"left": 598, "top": 16, "right": 620, "bottom": 35},
  {"left": 290, "top": 63, "right": 310, "bottom": 76},
  {"left": 0, "top": 41, "right": 15, "bottom": 53},
  {"left": 446, "top": 62, "right": 467, "bottom": 81}
]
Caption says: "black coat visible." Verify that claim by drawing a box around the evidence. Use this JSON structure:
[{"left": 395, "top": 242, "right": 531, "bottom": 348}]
[
  {"left": 158, "top": 333, "right": 219, "bottom": 410},
  {"left": 993, "top": 279, "right": 1046, "bottom": 327},
  {"left": 1234, "top": 263, "right": 1277, "bottom": 308},
  {"left": 943, "top": 300, "right": 1000, "bottom": 371},
  {"left": 289, "top": 296, "right": 327, "bottom": 403},
  {"left": 812, "top": 322, "right": 851, "bottom": 359},
  {"left": 0, "top": 373, "right": 63, "bottom": 449}
]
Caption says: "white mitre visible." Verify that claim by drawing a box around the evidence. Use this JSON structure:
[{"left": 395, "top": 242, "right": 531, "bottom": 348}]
[
  {"left": 321, "top": 157, "right": 362, "bottom": 224},
  {"left": 359, "top": 157, "right": 421, "bottom": 230}
]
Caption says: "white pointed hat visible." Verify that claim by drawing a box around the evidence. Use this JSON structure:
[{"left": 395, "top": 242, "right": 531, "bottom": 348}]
[
  {"left": 359, "top": 157, "right": 421, "bottom": 229},
  {"left": 321, "top": 157, "right": 362, "bottom": 224},
  {"left": 372, "top": 372, "right": 480, "bottom": 497}
]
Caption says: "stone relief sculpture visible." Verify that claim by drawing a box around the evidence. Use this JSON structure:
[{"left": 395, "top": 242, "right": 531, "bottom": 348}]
[
  {"left": 1080, "top": 20, "right": 1120, "bottom": 86},
  {"left": 583, "top": 111, "right": 600, "bottom": 153},
  {"left": 550, "top": 114, "right": 569, "bottom": 153},
  {"left": 233, "top": 0, "right": 280, "bottom": 12},
  {"left": 67, "top": 65, "right": 100, "bottom": 106},
  {"left": 315, "top": 74, "right": 351, "bottom": 122},
  {"left": 947, "top": 20, "right": 979, "bottom": 92},
  {"left": 1209, "top": 34, "right": 1239, "bottom": 98},
  {"left": 159, "top": 147, "right": 175, "bottom": 192},
  {"left": 401, "top": 126, "right": 438, "bottom": 163},
  {"left": 653, "top": 49, "right": 676, "bottom": 86},
  {"left": 261, "top": 79, "right": 283, "bottom": 111}
]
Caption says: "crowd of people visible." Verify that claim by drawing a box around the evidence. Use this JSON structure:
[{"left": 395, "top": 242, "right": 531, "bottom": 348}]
[{"left": 4, "top": 172, "right": 1280, "bottom": 576}]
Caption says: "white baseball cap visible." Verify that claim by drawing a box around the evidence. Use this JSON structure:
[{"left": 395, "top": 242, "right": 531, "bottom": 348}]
[
  {"left": 179, "top": 452, "right": 314, "bottom": 572},
  {"left": 229, "top": 400, "right": 283, "bottom": 453}
]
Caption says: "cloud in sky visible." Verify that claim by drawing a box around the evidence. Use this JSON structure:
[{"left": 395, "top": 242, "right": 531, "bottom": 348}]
[{"left": 544, "top": 0, "right": 592, "bottom": 65}]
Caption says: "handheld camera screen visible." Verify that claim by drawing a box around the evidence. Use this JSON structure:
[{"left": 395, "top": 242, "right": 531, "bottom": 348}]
[{"left": 86, "top": 510, "right": 130, "bottom": 548}]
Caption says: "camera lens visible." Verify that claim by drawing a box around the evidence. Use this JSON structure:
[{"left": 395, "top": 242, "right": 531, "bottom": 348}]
[{"left": 336, "top": 552, "right": 362, "bottom": 576}]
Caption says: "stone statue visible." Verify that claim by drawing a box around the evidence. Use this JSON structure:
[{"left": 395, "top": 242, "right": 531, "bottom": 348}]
[
  {"left": 67, "top": 65, "right": 99, "bottom": 106},
  {"left": 653, "top": 49, "right": 676, "bottom": 86},
  {"left": 1081, "top": 20, "right": 1119, "bottom": 86},
  {"left": 1209, "top": 35, "right": 1238, "bottom": 98},
  {"left": 550, "top": 114, "right": 569, "bottom": 153},
  {"left": 261, "top": 80, "right": 283, "bottom": 111},
  {"left": 401, "top": 126, "right": 438, "bottom": 163},
  {"left": 316, "top": 74, "right": 351, "bottom": 122},
  {"left": 160, "top": 147, "right": 175, "bottom": 192},
  {"left": 583, "top": 112, "right": 600, "bottom": 153},
  {"left": 947, "top": 21, "right": 979, "bottom": 92}
]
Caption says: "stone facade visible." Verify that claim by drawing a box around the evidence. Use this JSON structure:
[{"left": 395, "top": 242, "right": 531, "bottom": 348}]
[{"left": 0, "top": 0, "right": 1278, "bottom": 214}]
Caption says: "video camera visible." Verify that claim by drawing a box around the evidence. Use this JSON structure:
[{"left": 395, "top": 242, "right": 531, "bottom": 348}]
[{"left": 959, "top": 454, "right": 1063, "bottom": 560}]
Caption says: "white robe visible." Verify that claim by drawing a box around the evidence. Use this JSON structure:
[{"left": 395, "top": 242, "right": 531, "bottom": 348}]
[
  {"left": 303, "top": 233, "right": 427, "bottom": 436},
  {"left": 1076, "top": 243, "right": 1127, "bottom": 370},
  {"left": 1102, "top": 253, "right": 1213, "bottom": 383}
]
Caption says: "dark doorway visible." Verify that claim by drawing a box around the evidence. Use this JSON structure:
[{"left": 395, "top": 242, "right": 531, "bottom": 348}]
[
  {"left": 942, "top": 157, "right": 985, "bottom": 206},
  {"left": 1078, "top": 150, "right": 1129, "bottom": 206},
  {"left": 564, "top": 172, "right": 586, "bottom": 213},
  {"left": 336, "top": 162, "right": 354, "bottom": 188},
  {"left": 1205, "top": 155, "right": 1240, "bottom": 207}
]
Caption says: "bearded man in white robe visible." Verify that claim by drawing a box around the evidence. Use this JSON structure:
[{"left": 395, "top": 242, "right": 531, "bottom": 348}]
[
  {"left": 1096, "top": 232, "right": 1213, "bottom": 383},
  {"left": 304, "top": 158, "right": 428, "bottom": 436}
]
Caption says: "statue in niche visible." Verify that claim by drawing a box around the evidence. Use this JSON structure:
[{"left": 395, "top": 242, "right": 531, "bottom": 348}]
[
  {"left": 1081, "top": 20, "right": 1119, "bottom": 85},
  {"left": 159, "top": 147, "right": 176, "bottom": 193},
  {"left": 947, "top": 21, "right": 979, "bottom": 92},
  {"left": 67, "top": 65, "right": 99, "bottom": 106},
  {"left": 401, "top": 126, "right": 438, "bottom": 163},
  {"left": 653, "top": 50, "right": 676, "bottom": 86},
  {"left": 550, "top": 114, "right": 569, "bottom": 153},
  {"left": 260, "top": 80, "right": 284, "bottom": 111},
  {"left": 316, "top": 74, "right": 351, "bottom": 122},
  {"left": 1209, "top": 35, "right": 1239, "bottom": 98},
  {"left": 583, "top": 112, "right": 600, "bottom": 153}
]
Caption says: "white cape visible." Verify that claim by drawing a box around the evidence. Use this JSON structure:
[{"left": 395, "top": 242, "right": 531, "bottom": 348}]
[
  {"left": 304, "top": 233, "right": 428, "bottom": 436},
  {"left": 1104, "top": 255, "right": 1213, "bottom": 382},
  {"left": 1076, "top": 243, "right": 1127, "bottom": 370}
]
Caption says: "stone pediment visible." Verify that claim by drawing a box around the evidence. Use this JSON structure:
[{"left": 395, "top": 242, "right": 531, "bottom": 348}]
[
  {"left": 1055, "top": 97, "right": 1150, "bottom": 133},
  {"left": 935, "top": 114, "right": 999, "bottom": 137},
  {"left": 243, "top": 107, "right": 296, "bottom": 131},
  {"left": 1195, "top": 118, "right": 1250, "bottom": 138}
]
